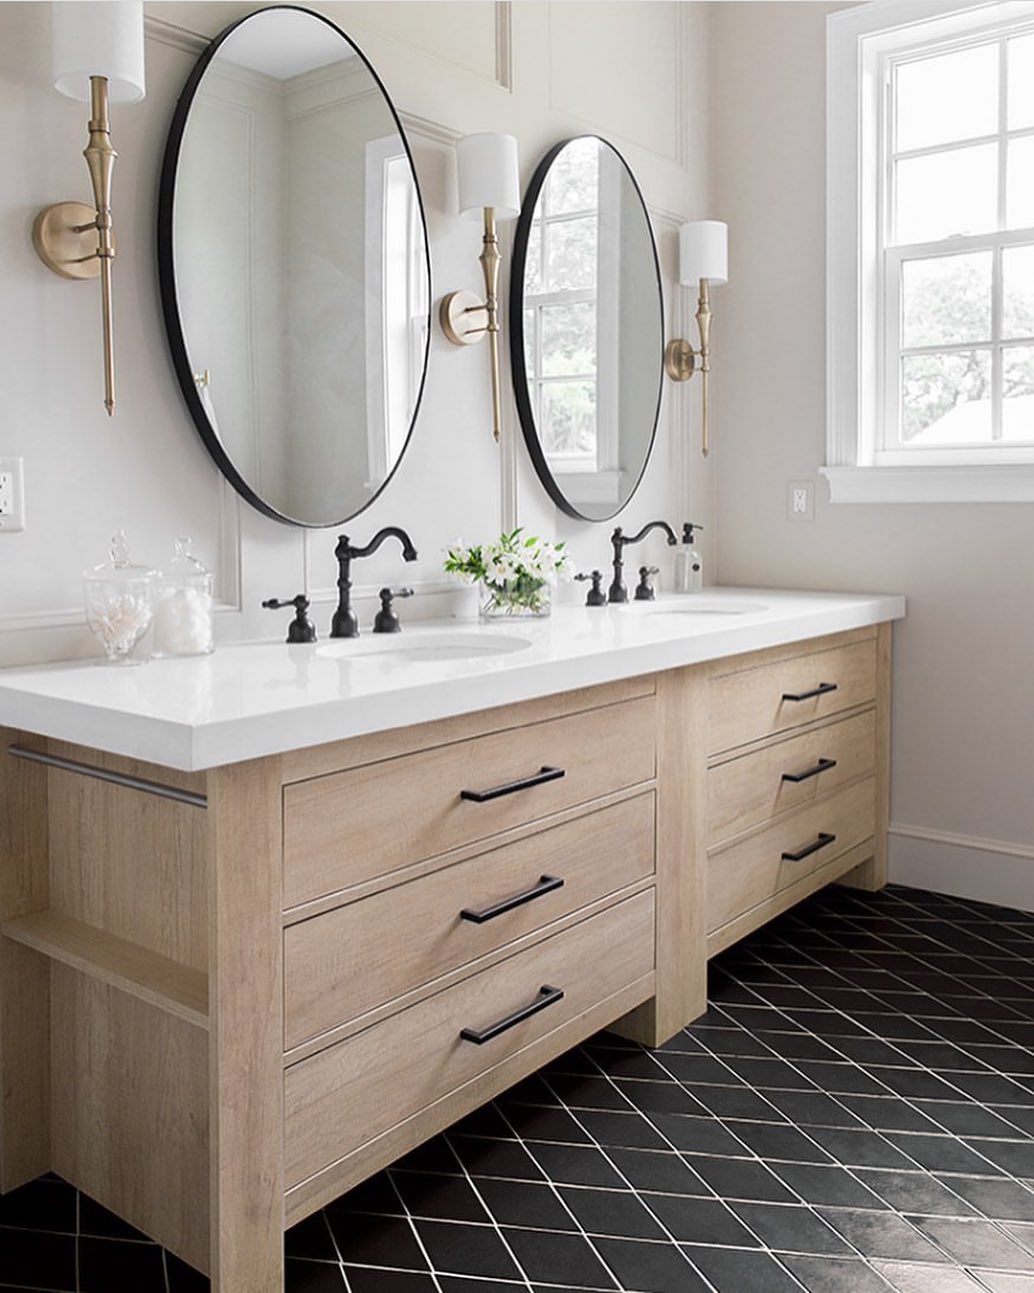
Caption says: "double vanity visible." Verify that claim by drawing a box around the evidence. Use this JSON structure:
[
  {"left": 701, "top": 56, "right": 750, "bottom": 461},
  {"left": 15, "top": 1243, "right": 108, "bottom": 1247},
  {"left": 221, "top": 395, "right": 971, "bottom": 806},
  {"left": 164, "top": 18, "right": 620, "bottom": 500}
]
[{"left": 0, "top": 589, "right": 903, "bottom": 1291}]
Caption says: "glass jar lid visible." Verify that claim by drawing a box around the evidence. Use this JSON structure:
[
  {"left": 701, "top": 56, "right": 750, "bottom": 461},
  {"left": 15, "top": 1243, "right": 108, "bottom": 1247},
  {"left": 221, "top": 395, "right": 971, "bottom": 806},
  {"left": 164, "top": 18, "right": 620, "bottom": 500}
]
[{"left": 83, "top": 529, "right": 157, "bottom": 585}]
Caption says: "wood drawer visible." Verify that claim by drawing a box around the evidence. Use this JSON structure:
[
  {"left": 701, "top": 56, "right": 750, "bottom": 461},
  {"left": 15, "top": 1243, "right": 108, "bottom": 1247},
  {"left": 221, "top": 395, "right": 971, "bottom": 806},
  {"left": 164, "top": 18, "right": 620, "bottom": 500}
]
[
  {"left": 283, "top": 695, "right": 656, "bottom": 908},
  {"left": 284, "top": 888, "right": 655, "bottom": 1189},
  {"left": 709, "top": 636, "right": 876, "bottom": 755},
  {"left": 284, "top": 792, "right": 655, "bottom": 1050},
  {"left": 707, "top": 777, "right": 875, "bottom": 934},
  {"left": 708, "top": 710, "right": 876, "bottom": 847}
]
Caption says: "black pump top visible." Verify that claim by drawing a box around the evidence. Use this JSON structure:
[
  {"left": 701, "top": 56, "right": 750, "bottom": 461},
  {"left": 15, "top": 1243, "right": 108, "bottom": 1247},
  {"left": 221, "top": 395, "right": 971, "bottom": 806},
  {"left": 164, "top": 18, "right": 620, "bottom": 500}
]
[{"left": 682, "top": 522, "right": 704, "bottom": 545}]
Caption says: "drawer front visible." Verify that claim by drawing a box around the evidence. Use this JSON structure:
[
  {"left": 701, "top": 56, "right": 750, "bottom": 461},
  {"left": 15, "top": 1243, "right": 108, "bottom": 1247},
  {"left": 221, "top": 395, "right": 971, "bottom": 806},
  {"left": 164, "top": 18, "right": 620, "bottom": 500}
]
[
  {"left": 284, "top": 792, "right": 656, "bottom": 1049},
  {"left": 284, "top": 889, "right": 655, "bottom": 1189},
  {"left": 707, "top": 778, "right": 875, "bottom": 934},
  {"left": 283, "top": 695, "right": 655, "bottom": 908},
  {"left": 708, "top": 710, "right": 876, "bottom": 847},
  {"left": 709, "top": 637, "right": 876, "bottom": 755}
]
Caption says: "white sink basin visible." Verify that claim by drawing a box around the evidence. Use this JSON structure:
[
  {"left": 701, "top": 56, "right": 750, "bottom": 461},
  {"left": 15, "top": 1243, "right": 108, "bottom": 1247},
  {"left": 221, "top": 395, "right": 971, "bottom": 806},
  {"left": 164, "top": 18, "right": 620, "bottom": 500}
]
[
  {"left": 620, "top": 600, "right": 769, "bottom": 616},
  {"left": 316, "top": 631, "right": 533, "bottom": 663}
]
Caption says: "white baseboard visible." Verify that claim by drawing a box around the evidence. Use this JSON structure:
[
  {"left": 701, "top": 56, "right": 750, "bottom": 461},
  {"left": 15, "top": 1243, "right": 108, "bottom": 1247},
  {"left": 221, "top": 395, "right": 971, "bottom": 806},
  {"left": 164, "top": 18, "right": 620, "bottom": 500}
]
[{"left": 889, "top": 823, "right": 1034, "bottom": 913}]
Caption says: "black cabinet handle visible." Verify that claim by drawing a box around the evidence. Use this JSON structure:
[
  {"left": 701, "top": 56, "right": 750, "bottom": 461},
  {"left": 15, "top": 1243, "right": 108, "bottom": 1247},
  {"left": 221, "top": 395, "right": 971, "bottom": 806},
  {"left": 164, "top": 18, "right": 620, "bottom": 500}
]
[
  {"left": 460, "top": 766, "right": 565, "bottom": 803},
  {"left": 460, "top": 985, "right": 565, "bottom": 1045},
  {"left": 782, "top": 832, "right": 836, "bottom": 863},
  {"left": 781, "top": 757, "right": 838, "bottom": 784},
  {"left": 461, "top": 875, "right": 564, "bottom": 924},
  {"left": 782, "top": 681, "right": 838, "bottom": 702}
]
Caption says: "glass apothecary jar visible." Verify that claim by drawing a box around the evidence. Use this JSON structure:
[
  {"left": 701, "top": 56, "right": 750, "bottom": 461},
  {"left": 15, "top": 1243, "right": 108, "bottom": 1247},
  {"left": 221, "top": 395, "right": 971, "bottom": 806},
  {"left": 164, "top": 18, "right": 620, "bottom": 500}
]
[
  {"left": 83, "top": 531, "right": 156, "bottom": 666},
  {"left": 154, "top": 537, "right": 214, "bottom": 657}
]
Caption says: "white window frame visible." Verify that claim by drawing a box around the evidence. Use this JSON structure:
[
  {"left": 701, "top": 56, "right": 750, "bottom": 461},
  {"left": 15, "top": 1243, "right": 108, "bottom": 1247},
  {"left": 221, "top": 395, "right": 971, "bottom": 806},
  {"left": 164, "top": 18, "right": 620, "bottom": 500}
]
[{"left": 824, "top": 0, "right": 1034, "bottom": 502}]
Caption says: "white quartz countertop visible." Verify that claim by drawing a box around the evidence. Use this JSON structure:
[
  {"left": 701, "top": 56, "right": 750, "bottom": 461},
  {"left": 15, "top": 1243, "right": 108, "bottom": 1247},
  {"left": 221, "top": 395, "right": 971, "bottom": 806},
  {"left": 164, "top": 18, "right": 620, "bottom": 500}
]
[{"left": 0, "top": 588, "right": 905, "bottom": 771}]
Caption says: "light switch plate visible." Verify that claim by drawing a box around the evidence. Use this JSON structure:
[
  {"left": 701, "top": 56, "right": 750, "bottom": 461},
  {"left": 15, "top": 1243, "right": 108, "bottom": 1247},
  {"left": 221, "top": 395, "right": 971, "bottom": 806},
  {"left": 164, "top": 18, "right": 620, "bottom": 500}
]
[{"left": 0, "top": 458, "right": 25, "bottom": 532}]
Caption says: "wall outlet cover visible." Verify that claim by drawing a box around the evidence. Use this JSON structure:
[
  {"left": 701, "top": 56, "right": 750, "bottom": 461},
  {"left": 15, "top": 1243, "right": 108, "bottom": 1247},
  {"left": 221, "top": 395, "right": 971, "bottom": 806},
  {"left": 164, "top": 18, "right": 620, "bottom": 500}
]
[
  {"left": 788, "top": 479, "right": 814, "bottom": 523},
  {"left": 0, "top": 458, "right": 25, "bottom": 532}
]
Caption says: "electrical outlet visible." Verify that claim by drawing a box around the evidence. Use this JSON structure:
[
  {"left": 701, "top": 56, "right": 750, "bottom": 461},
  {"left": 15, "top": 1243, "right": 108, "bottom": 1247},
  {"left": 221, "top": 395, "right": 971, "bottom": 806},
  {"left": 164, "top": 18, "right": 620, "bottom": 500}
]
[
  {"left": 787, "top": 479, "right": 814, "bottom": 523},
  {"left": 0, "top": 458, "right": 25, "bottom": 532}
]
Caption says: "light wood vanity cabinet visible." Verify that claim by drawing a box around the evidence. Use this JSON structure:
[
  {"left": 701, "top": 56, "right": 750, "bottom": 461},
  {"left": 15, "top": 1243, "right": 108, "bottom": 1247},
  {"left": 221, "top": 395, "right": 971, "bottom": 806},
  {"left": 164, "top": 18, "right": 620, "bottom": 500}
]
[{"left": 0, "top": 623, "right": 891, "bottom": 1292}]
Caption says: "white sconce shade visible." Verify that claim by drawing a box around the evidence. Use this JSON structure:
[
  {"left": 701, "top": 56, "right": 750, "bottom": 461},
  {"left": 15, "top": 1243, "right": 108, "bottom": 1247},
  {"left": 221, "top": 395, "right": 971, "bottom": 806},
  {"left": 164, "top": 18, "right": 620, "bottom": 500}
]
[
  {"left": 678, "top": 220, "right": 728, "bottom": 286},
  {"left": 456, "top": 133, "right": 520, "bottom": 220},
  {"left": 52, "top": 1, "right": 146, "bottom": 104}
]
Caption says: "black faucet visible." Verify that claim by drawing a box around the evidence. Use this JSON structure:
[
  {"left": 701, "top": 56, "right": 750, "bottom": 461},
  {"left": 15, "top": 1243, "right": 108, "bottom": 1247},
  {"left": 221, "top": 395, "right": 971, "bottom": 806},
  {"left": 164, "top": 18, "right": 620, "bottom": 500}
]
[
  {"left": 608, "top": 522, "right": 678, "bottom": 603},
  {"left": 331, "top": 528, "right": 418, "bottom": 638}
]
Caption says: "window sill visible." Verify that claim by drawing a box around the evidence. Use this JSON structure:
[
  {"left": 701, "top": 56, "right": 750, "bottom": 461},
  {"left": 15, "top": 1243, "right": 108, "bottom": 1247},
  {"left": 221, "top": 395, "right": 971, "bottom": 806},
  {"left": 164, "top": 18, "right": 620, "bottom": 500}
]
[{"left": 821, "top": 464, "right": 1034, "bottom": 503}]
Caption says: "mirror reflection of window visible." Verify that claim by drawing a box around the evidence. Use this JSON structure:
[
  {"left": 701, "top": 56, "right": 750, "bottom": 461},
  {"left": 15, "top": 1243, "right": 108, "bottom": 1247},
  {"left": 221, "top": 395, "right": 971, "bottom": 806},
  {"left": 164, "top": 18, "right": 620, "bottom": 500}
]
[{"left": 365, "top": 140, "right": 428, "bottom": 493}]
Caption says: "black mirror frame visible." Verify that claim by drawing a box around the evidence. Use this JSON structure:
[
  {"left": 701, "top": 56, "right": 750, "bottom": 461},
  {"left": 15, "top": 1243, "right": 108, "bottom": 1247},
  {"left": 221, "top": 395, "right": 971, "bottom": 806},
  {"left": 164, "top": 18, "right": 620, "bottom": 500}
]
[
  {"left": 156, "top": 4, "right": 432, "bottom": 529},
  {"left": 508, "top": 134, "right": 664, "bottom": 523}
]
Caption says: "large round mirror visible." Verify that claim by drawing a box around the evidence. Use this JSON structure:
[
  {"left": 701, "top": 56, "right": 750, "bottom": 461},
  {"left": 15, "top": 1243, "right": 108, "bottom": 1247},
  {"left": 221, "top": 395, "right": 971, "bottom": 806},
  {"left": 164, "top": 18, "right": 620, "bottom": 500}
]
[
  {"left": 158, "top": 6, "right": 430, "bottom": 527},
  {"left": 510, "top": 136, "right": 664, "bottom": 522}
]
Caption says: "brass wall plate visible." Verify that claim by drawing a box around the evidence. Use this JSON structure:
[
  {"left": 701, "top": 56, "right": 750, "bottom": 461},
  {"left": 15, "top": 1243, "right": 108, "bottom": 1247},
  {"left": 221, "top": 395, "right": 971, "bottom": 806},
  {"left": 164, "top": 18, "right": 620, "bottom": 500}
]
[
  {"left": 32, "top": 201, "right": 105, "bottom": 281},
  {"left": 440, "top": 290, "right": 489, "bottom": 346},
  {"left": 664, "top": 338, "right": 696, "bottom": 382}
]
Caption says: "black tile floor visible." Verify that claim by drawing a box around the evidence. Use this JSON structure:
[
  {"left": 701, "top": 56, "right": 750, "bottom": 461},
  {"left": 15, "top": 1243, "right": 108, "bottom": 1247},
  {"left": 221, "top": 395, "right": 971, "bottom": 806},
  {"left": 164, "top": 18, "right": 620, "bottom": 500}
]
[{"left": 3, "top": 882, "right": 1034, "bottom": 1292}]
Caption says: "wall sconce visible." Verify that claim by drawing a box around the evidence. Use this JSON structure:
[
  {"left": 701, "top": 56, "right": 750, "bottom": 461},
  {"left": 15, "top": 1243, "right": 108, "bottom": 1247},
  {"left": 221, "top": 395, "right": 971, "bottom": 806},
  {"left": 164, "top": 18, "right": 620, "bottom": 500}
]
[
  {"left": 664, "top": 220, "right": 728, "bottom": 457},
  {"left": 439, "top": 133, "right": 521, "bottom": 443},
  {"left": 32, "top": 2, "right": 146, "bottom": 416}
]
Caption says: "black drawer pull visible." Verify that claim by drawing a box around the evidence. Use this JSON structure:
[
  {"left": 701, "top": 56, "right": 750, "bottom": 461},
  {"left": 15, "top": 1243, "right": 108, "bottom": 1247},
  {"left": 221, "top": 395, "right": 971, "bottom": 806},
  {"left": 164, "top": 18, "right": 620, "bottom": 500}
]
[
  {"left": 460, "top": 985, "right": 565, "bottom": 1045},
  {"left": 782, "top": 757, "right": 838, "bottom": 784},
  {"left": 460, "top": 766, "right": 565, "bottom": 803},
  {"left": 461, "top": 875, "right": 564, "bottom": 924},
  {"left": 782, "top": 832, "right": 836, "bottom": 863},
  {"left": 782, "top": 681, "right": 838, "bottom": 703}
]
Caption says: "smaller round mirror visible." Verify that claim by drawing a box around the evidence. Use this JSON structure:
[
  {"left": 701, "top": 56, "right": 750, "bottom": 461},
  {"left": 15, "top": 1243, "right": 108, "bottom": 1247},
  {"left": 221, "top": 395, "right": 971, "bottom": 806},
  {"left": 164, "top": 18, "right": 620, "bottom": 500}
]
[{"left": 510, "top": 136, "right": 664, "bottom": 522}]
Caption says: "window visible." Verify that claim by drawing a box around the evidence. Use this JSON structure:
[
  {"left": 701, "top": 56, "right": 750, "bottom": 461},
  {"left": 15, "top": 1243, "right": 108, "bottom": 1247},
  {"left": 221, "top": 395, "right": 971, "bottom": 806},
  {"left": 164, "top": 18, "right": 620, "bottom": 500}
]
[{"left": 826, "top": 0, "right": 1034, "bottom": 501}]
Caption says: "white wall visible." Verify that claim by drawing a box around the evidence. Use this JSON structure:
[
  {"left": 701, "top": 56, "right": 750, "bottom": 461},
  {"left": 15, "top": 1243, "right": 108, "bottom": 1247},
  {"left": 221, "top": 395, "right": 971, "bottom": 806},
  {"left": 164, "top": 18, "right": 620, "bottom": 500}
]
[
  {"left": 709, "top": 2, "right": 1034, "bottom": 909},
  {"left": 0, "top": 0, "right": 714, "bottom": 667}
]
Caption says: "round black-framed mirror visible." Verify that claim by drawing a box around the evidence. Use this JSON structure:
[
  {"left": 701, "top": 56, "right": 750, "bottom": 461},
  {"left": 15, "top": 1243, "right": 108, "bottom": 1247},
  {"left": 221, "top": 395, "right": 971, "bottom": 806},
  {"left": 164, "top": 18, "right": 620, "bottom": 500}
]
[
  {"left": 509, "top": 135, "right": 664, "bottom": 522},
  {"left": 157, "top": 5, "right": 431, "bottom": 528}
]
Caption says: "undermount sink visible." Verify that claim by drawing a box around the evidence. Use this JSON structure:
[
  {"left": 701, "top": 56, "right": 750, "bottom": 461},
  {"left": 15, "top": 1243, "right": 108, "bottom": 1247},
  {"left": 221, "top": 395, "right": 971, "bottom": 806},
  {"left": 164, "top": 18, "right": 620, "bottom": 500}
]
[
  {"left": 315, "top": 631, "right": 533, "bottom": 663},
  {"left": 620, "top": 600, "right": 769, "bottom": 616}
]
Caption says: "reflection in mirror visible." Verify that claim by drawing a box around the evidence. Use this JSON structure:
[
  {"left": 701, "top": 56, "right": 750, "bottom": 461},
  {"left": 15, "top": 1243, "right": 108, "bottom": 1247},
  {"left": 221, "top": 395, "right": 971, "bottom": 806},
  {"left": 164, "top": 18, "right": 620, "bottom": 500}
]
[
  {"left": 511, "top": 136, "right": 663, "bottom": 521},
  {"left": 159, "top": 7, "right": 430, "bottom": 527}
]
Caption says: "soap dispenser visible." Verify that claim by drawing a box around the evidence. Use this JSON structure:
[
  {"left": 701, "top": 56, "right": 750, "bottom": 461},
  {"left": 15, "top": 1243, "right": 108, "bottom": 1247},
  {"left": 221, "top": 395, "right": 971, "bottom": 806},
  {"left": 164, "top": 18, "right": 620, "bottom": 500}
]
[{"left": 673, "top": 523, "right": 704, "bottom": 593}]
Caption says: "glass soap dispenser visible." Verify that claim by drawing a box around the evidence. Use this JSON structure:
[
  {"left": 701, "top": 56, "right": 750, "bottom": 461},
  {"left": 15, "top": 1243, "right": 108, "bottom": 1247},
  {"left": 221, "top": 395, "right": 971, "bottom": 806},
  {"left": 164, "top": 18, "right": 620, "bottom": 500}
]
[
  {"left": 83, "top": 530, "right": 157, "bottom": 665},
  {"left": 154, "top": 537, "right": 214, "bottom": 657}
]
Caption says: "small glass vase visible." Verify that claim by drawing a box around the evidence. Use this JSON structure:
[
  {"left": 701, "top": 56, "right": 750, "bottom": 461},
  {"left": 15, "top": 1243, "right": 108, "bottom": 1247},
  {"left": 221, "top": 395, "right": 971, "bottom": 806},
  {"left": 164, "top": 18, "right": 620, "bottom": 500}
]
[{"left": 478, "top": 579, "right": 551, "bottom": 621}]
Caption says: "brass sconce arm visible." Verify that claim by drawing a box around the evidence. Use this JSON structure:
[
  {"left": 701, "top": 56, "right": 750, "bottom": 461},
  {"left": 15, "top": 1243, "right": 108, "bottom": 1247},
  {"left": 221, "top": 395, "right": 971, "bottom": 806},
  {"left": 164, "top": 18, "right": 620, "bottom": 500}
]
[
  {"left": 440, "top": 207, "right": 504, "bottom": 442},
  {"left": 664, "top": 278, "right": 714, "bottom": 456},
  {"left": 33, "top": 76, "right": 119, "bottom": 415}
]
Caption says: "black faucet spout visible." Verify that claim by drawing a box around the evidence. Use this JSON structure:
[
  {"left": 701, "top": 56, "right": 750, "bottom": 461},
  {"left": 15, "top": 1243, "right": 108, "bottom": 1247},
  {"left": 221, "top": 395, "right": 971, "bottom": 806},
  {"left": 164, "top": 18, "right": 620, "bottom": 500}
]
[
  {"left": 608, "top": 521, "right": 678, "bottom": 604},
  {"left": 331, "top": 527, "right": 418, "bottom": 638}
]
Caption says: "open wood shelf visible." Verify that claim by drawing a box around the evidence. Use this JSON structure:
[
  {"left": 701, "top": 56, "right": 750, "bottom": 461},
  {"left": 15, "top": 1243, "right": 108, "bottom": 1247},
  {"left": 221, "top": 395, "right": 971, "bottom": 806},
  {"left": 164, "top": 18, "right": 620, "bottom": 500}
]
[{"left": 1, "top": 910, "right": 208, "bottom": 1030}]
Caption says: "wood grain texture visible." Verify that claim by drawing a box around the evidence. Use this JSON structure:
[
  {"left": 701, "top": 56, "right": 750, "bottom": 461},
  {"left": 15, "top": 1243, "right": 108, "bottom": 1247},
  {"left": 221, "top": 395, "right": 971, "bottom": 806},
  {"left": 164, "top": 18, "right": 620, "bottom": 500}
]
[
  {"left": 0, "top": 728, "right": 50, "bottom": 1190},
  {"left": 840, "top": 622, "right": 892, "bottom": 893},
  {"left": 707, "top": 777, "right": 876, "bottom": 933},
  {"left": 2, "top": 911, "right": 208, "bottom": 1029},
  {"left": 611, "top": 666, "right": 708, "bottom": 1046},
  {"left": 206, "top": 757, "right": 284, "bottom": 1292},
  {"left": 47, "top": 746, "right": 208, "bottom": 973},
  {"left": 279, "top": 675, "right": 655, "bottom": 785},
  {"left": 283, "top": 695, "right": 656, "bottom": 908},
  {"left": 285, "top": 792, "right": 655, "bottom": 1049},
  {"left": 708, "top": 839, "right": 877, "bottom": 956},
  {"left": 708, "top": 636, "right": 877, "bottom": 755},
  {"left": 50, "top": 968, "right": 209, "bottom": 1271},
  {"left": 285, "top": 891, "right": 654, "bottom": 1190},
  {"left": 708, "top": 710, "right": 876, "bottom": 847},
  {"left": 284, "top": 972, "right": 655, "bottom": 1226}
]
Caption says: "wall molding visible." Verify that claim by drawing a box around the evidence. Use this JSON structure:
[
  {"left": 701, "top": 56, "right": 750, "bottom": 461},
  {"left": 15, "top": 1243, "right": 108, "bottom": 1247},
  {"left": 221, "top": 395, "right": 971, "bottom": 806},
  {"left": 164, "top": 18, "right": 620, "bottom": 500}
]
[
  {"left": 889, "top": 821, "right": 1034, "bottom": 911},
  {"left": 144, "top": 16, "right": 208, "bottom": 56}
]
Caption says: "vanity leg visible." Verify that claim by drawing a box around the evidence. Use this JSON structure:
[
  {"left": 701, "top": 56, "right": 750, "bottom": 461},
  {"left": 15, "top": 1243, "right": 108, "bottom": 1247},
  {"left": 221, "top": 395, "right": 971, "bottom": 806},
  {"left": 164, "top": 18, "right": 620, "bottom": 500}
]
[
  {"left": 840, "top": 621, "right": 892, "bottom": 893},
  {"left": 0, "top": 730, "right": 51, "bottom": 1192},
  {"left": 612, "top": 667, "right": 708, "bottom": 1047},
  {"left": 207, "top": 759, "right": 284, "bottom": 1293}
]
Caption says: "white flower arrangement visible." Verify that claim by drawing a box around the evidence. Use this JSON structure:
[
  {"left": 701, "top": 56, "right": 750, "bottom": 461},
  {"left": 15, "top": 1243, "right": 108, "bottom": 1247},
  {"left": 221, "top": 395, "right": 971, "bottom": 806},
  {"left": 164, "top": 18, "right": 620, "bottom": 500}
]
[{"left": 444, "top": 528, "right": 571, "bottom": 616}]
